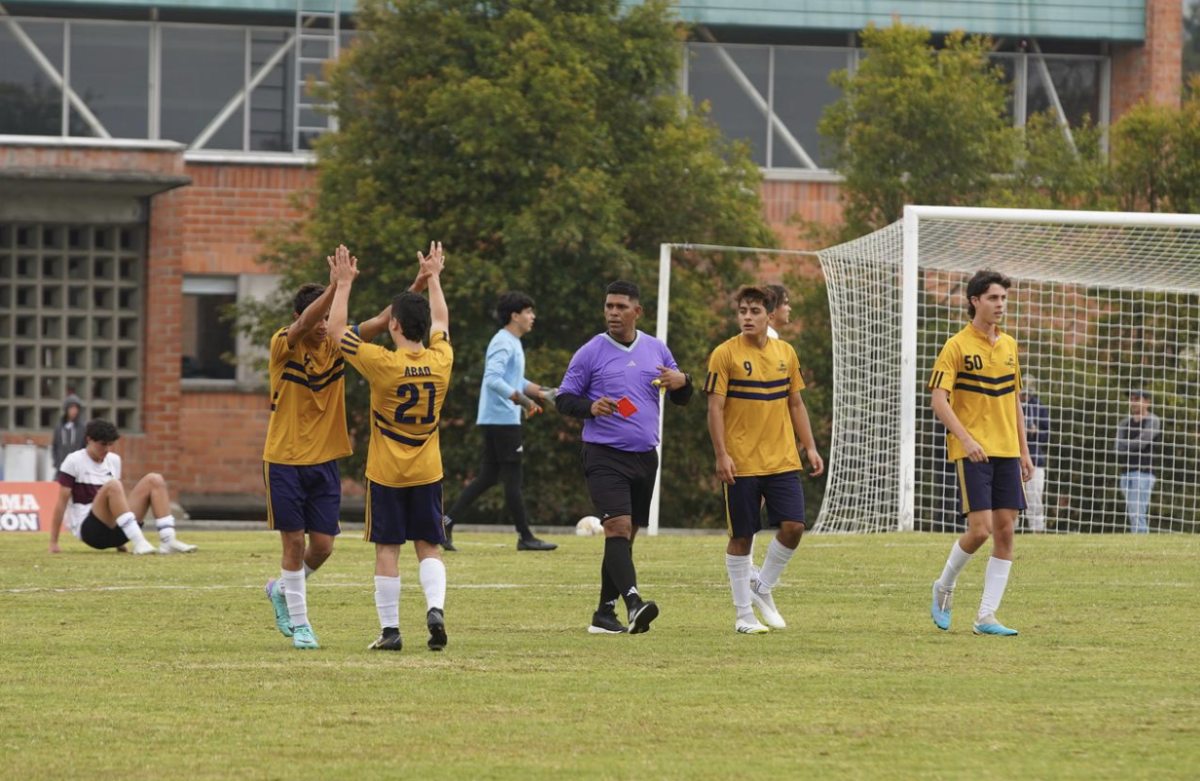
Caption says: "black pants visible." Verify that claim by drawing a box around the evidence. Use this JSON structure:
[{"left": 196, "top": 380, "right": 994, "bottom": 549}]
[{"left": 448, "top": 425, "right": 532, "bottom": 538}]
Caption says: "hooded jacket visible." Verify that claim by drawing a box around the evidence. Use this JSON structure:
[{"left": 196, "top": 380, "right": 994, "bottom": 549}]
[{"left": 52, "top": 394, "right": 86, "bottom": 469}]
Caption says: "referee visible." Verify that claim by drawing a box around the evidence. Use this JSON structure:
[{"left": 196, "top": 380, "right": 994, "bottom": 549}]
[{"left": 555, "top": 280, "right": 693, "bottom": 634}]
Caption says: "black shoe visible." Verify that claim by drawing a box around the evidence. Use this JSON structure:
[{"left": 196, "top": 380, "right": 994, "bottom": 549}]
[
  {"left": 628, "top": 600, "right": 659, "bottom": 635},
  {"left": 517, "top": 537, "right": 558, "bottom": 551},
  {"left": 442, "top": 538, "right": 458, "bottom": 552},
  {"left": 588, "top": 610, "right": 627, "bottom": 634},
  {"left": 427, "top": 608, "right": 447, "bottom": 652},
  {"left": 367, "top": 628, "right": 403, "bottom": 651}
]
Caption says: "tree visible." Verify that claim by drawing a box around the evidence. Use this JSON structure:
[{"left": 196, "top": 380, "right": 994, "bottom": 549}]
[
  {"left": 818, "top": 23, "right": 1016, "bottom": 240},
  {"left": 990, "top": 111, "right": 1115, "bottom": 211},
  {"left": 1110, "top": 102, "right": 1177, "bottom": 212},
  {"left": 251, "top": 0, "right": 775, "bottom": 528}
]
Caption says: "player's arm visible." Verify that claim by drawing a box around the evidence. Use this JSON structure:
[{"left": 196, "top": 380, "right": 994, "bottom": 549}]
[
  {"left": 931, "top": 389, "right": 987, "bottom": 463},
  {"left": 555, "top": 352, "right": 615, "bottom": 418},
  {"left": 420, "top": 242, "right": 449, "bottom": 338},
  {"left": 1014, "top": 393, "right": 1034, "bottom": 481},
  {"left": 286, "top": 251, "right": 343, "bottom": 348},
  {"left": 787, "top": 392, "right": 824, "bottom": 477},
  {"left": 48, "top": 484, "right": 71, "bottom": 553},
  {"left": 326, "top": 244, "right": 360, "bottom": 339},
  {"left": 707, "top": 392, "right": 736, "bottom": 485},
  {"left": 356, "top": 304, "right": 391, "bottom": 343}
]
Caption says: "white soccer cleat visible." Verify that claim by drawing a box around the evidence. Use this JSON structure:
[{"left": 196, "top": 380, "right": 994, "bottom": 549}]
[
  {"left": 132, "top": 539, "right": 159, "bottom": 555},
  {"left": 750, "top": 585, "right": 787, "bottom": 630},
  {"left": 735, "top": 618, "right": 770, "bottom": 635},
  {"left": 159, "top": 538, "right": 198, "bottom": 554}
]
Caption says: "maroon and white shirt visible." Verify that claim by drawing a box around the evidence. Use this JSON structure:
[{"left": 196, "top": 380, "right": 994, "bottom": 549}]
[{"left": 56, "top": 450, "right": 122, "bottom": 538}]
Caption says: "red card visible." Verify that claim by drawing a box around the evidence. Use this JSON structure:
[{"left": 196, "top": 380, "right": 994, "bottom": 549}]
[{"left": 616, "top": 396, "right": 638, "bottom": 417}]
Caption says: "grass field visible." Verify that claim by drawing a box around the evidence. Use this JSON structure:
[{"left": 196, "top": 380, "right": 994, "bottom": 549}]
[{"left": 2, "top": 531, "right": 1198, "bottom": 780}]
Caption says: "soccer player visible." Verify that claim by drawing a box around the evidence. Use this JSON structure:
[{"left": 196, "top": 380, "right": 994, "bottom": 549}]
[
  {"left": 48, "top": 419, "right": 197, "bottom": 555},
  {"left": 261, "top": 250, "right": 400, "bottom": 650},
  {"left": 928, "top": 269, "right": 1034, "bottom": 637},
  {"left": 765, "top": 283, "right": 790, "bottom": 340},
  {"left": 554, "top": 280, "right": 693, "bottom": 635},
  {"left": 441, "top": 291, "right": 558, "bottom": 552},
  {"left": 705, "top": 286, "right": 823, "bottom": 634},
  {"left": 328, "top": 242, "right": 453, "bottom": 653}
]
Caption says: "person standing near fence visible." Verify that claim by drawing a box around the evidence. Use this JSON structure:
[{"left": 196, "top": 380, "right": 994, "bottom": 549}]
[
  {"left": 1115, "top": 389, "right": 1161, "bottom": 535},
  {"left": 1019, "top": 378, "right": 1050, "bottom": 533}
]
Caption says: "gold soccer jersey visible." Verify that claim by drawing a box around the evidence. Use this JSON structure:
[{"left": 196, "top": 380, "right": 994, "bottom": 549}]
[
  {"left": 704, "top": 335, "right": 806, "bottom": 476},
  {"left": 340, "top": 329, "right": 453, "bottom": 488},
  {"left": 262, "top": 327, "right": 352, "bottom": 465},
  {"left": 928, "top": 324, "right": 1022, "bottom": 461}
]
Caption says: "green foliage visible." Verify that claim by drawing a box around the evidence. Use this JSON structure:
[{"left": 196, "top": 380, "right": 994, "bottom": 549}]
[
  {"left": 1111, "top": 102, "right": 1177, "bottom": 212},
  {"left": 991, "top": 111, "right": 1116, "bottom": 211},
  {"left": 250, "top": 0, "right": 774, "bottom": 527},
  {"left": 818, "top": 24, "right": 1016, "bottom": 239}
]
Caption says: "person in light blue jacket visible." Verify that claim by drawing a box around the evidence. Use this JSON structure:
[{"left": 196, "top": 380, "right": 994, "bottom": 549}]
[{"left": 442, "top": 292, "right": 558, "bottom": 552}]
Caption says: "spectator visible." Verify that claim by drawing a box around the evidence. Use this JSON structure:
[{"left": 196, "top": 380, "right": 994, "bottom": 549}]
[
  {"left": 1115, "top": 389, "right": 1161, "bottom": 534},
  {"left": 51, "top": 394, "right": 86, "bottom": 470},
  {"left": 1019, "top": 378, "right": 1050, "bottom": 532}
]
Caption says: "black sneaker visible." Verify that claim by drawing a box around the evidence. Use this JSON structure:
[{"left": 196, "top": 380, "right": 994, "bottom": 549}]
[
  {"left": 442, "top": 538, "right": 459, "bottom": 552},
  {"left": 367, "top": 628, "right": 403, "bottom": 651},
  {"left": 588, "top": 610, "right": 627, "bottom": 634},
  {"left": 427, "top": 608, "right": 447, "bottom": 651},
  {"left": 628, "top": 600, "right": 659, "bottom": 635},
  {"left": 517, "top": 537, "right": 558, "bottom": 551}
]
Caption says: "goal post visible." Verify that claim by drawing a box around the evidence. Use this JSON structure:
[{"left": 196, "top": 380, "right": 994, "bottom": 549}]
[{"left": 820, "top": 205, "right": 1200, "bottom": 534}]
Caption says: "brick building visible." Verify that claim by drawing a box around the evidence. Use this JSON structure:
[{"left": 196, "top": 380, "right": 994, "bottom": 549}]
[{"left": 0, "top": 0, "right": 1181, "bottom": 514}]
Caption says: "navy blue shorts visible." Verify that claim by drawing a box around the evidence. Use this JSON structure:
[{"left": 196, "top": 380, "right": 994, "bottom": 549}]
[
  {"left": 723, "top": 471, "right": 806, "bottom": 539},
  {"left": 263, "top": 461, "right": 342, "bottom": 536},
  {"left": 956, "top": 458, "right": 1027, "bottom": 515},
  {"left": 365, "top": 478, "right": 445, "bottom": 545}
]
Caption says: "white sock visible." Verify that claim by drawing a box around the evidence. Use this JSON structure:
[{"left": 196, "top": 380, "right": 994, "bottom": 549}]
[
  {"left": 937, "top": 541, "right": 973, "bottom": 590},
  {"left": 725, "top": 553, "right": 755, "bottom": 622},
  {"left": 757, "top": 538, "right": 796, "bottom": 592},
  {"left": 116, "top": 512, "right": 147, "bottom": 545},
  {"left": 280, "top": 568, "right": 308, "bottom": 628},
  {"left": 303, "top": 562, "right": 315, "bottom": 579},
  {"left": 419, "top": 558, "right": 446, "bottom": 611},
  {"left": 154, "top": 515, "right": 176, "bottom": 544},
  {"left": 374, "top": 575, "right": 401, "bottom": 629},
  {"left": 978, "top": 557, "right": 1013, "bottom": 621}
]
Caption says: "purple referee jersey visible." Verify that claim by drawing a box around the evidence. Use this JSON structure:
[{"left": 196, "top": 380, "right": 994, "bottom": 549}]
[{"left": 559, "top": 330, "right": 679, "bottom": 452}]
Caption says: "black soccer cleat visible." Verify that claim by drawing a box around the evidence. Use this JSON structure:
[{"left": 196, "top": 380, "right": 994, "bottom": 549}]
[
  {"left": 442, "top": 538, "right": 459, "bottom": 552},
  {"left": 367, "top": 628, "right": 403, "bottom": 651},
  {"left": 588, "top": 610, "right": 628, "bottom": 634},
  {"left": 517, "top": 537, "right": 558, "bottom": 551},
  {"left": 628, "top": 600, "right": 659, "bottom": 635},
  {"left": 427, "top": 608, "right": 448, "bottom": 651}
]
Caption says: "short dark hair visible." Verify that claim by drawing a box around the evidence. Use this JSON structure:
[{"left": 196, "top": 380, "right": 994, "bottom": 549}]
[
  {"left": 605, "top": 280, "right": 640, "bottom": 301},
  {"left": 766, "top": 284, "right": 788, "bottom": 312},
  {"left": 965, "top": 269, "right": 1011, "bottom": 318},
  {"left": 736, "top": 285, "right": 776, "bottom": 311},
  {"left": 293, "top": 283, "right": 325, "bottom": 316},
  {"left": 85, "top": 419, "right": 120, "bottom": 444},
  {"left": 392, "top": 291, "right": 431, "bottom": 343},
  {"left": 494, "top": 291, "right": 535, "bottom": 327}
]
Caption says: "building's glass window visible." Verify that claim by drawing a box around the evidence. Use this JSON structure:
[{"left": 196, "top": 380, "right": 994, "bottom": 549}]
[
  {"left": 689, "top": 44, "right": 769, "bottom": 166},
  {"left": 160, "top": 26, "right": 246, "bottom": 148},
  {"left": 771, "top": 47, "right": 846, "bottom": 168},
  {"left": 70, "top": 23, "right": 150, "bottom": 139},
  {"left": 249, "top": 30, "right": 295, "bottom": 152},
  {"left": 1029, "top": 58, "right": 1102, "bottom": 128},
  {"left": 0, "top": 21, "right": 64, "bottom": 136},
  {"left": 0, "top": 223, "right": 143, "bottom": 432},
  {"left": 182, "top": 277, "right": 237, "bottom": 381}
]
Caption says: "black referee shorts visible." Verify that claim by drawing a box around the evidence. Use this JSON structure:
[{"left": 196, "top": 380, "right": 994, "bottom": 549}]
[{"left": 581, "top": 442, "right": 659, "bottom": 526}]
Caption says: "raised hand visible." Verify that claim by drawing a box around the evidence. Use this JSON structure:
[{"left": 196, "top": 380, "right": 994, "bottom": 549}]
[
  {"left": 417, "top": 241, "right": 445, "bottom": 278},
  {"left": 328, "top": 244, "right": 359, "bottom": 285}
]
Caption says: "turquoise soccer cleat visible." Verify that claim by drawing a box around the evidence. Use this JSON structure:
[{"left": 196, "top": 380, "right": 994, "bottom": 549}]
[
  {"left": 292, "top": 624, "right": 319, "bottom": 649},
  {"left": 931, "top": 581, "right": 952, "bottom": 631},
  {"left": 265, "top": 578, "right": 293, "bottom": 637},
  {"left": 973, "top": 616, "right": 1018, "bottom": 636}
]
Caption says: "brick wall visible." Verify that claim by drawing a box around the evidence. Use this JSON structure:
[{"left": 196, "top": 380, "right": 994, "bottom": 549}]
[{"left": 1111, "top": 0, "right": 1183, "bottom": 119}]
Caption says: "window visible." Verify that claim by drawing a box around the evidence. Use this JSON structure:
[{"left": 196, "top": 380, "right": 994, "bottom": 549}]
[
  {"left": 160, "top": 26, "right": 246, "bottom": 148},
  {"left": 182, "top": 276, "right": 237, "bottom": 381},
  {"left": 0, "top": 223, "right": 143, "bottom": 432},
  {"left": 70, "top": 23, "right": 150, "bottom": 139},
  {"left": 0, "top": 20, "right": 64, "bottom": 136}
]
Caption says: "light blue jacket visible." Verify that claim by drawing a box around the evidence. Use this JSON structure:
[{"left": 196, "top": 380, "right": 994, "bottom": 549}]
[{"left": 477, "top": 328, "right": 531, "bottom": 425}]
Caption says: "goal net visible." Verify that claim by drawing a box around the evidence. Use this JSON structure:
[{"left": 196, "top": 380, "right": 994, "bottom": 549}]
[{"left": 816, "top": 206, "right": 1200, "bottom": 534}]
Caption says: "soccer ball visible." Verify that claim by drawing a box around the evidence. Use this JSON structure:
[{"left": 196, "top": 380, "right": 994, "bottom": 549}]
[{"left": 575, "top": 516, "right": 603, "bottom": 536}]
